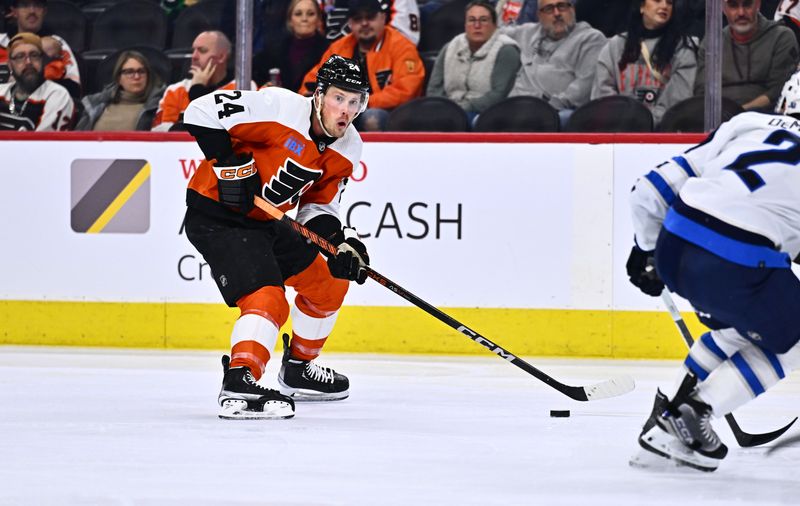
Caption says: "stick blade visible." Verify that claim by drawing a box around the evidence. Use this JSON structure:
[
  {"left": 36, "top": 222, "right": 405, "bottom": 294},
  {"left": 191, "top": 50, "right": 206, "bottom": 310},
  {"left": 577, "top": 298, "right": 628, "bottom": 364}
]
[
  {"left": 583, "top": 375, "right": 636, "bottom": 401},
  {"left": 728, "top": 414, "right": 798, "bottom": 448}
]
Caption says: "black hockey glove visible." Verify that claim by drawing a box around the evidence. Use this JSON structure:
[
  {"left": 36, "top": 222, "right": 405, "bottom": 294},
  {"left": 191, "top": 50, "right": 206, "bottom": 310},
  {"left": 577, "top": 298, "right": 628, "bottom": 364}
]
[
  {"left": 213, "top": 152, "right": 262, "bottom": 214},
  {"left": 328, "top": 227, "right": 370, "bottom": 284},
  {"left": 626, "top": 245, "right": 664, "bottom": 297}
]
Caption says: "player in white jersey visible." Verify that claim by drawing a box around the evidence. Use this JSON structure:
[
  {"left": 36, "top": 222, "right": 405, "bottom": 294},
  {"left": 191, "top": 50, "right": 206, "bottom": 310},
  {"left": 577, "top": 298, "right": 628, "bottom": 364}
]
[
  {"left": 182, "top": 55, "right": 371, "bottom": 420},
  {"left": 626, "top": 72, "right": 800, "bottom": 471}
]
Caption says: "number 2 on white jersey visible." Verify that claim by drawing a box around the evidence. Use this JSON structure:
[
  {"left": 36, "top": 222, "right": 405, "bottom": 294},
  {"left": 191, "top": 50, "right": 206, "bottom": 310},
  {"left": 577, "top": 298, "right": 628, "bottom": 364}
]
[{"left": 725, "top": 130, "right": 800, "bottom": 191}]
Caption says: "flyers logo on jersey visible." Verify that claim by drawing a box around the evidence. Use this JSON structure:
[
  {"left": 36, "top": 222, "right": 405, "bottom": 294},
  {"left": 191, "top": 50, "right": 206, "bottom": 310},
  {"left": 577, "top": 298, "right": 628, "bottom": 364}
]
[{"left": 263, "top": 158, "right": 323, "bottom": 206}]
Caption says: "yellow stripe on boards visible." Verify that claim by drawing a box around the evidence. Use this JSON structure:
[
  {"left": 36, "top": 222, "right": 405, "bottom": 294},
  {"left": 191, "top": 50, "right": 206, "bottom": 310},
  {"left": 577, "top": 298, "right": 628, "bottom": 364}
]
[
  {"left": 0, "top": 300, "right": 703, "bottom": 359},
  {"left": 86, "top": 163, "right": 151, "bottom": 234}
]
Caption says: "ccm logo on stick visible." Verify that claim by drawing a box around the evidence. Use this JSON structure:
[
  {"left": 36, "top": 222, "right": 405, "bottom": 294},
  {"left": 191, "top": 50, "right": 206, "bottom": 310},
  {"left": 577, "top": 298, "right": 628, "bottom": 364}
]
[{"left": 213, "top": 163, "right": 256, "bottom": 180}]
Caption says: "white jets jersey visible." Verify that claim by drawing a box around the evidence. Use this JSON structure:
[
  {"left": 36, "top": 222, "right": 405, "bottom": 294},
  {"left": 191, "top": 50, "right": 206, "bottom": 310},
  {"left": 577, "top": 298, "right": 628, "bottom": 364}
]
[{"left": 630, "top": 111, "right": 800, "bottom": 261}]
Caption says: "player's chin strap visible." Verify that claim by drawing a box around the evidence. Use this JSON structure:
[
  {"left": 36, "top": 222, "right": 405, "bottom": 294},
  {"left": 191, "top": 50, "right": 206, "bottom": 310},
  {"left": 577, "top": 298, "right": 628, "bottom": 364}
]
[{"left": 313, "top": 89, "right": 336, "bottom": 138}]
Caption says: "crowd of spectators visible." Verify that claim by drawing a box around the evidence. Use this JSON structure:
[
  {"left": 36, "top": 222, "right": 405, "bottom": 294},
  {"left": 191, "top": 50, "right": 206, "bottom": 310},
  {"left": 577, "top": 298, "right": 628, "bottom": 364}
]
[{"left": 0, "top": 0, "right": 799, "bottom": 132}]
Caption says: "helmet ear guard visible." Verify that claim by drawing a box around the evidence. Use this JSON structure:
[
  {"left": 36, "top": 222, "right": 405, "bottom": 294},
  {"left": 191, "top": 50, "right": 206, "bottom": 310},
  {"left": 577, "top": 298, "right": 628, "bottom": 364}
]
[{"left": 777, "top": 70, "right": 800, "bottom": 116}]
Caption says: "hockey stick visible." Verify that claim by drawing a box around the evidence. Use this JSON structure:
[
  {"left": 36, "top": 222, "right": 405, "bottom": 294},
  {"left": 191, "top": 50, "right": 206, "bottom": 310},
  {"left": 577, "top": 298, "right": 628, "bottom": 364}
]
[
  {"left": 660, "top": 290, "right": 797, "bottom": 447},
  {"left": 254, "top": 195, "right": 634, "bottom": 401}
]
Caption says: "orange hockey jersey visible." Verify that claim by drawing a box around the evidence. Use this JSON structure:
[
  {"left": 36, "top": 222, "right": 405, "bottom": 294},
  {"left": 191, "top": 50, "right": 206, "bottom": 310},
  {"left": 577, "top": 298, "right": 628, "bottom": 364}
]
[{"left": 183, "top": 86, "right": 363, "bottom": 225}]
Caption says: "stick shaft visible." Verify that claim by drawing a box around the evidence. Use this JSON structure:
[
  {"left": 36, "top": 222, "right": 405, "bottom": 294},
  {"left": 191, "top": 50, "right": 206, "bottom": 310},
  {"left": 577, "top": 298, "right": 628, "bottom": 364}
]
[{"left": 254, "top": 196, "right": 630, "bottom": 401}]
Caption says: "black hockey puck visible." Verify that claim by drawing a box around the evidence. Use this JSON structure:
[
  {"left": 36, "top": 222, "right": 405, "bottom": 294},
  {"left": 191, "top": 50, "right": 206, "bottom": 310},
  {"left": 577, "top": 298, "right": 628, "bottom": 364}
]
[{"left": 550, "top": 410, "right": 570, "bottom": 418}]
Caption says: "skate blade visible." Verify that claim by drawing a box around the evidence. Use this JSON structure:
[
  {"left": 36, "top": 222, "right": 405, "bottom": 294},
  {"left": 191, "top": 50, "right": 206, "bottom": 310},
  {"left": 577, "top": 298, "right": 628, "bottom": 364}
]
[
  {"left": 218, "top": 399, "right": 295, "bottom": 420},
  {"left": 280, "top": 387, "right": 349, "bottom": 402},
  {"left": 637, "top": 426, "right": 720, "bottom": 472}
]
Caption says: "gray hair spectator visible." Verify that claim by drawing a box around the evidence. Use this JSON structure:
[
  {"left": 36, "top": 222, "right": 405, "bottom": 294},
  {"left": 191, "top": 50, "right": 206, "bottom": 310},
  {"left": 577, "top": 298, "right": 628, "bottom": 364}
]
[
  {"left": 591, "top": 0, "right": 698, "bottom": 127},
  {"left": 500, "top": 0, "right": 606, "bottom": 126},
  {"left": 77, "top": 51, "right": 166, "bottom": 131},
  {"left": 426, "top": 0, "right": 520, "bottom": 123},
  {"left": 0, "top": 32, "right": 74, "bottom": 130},
  {"left": 694, "top": 0, "right": 799, "bottom": 111}
]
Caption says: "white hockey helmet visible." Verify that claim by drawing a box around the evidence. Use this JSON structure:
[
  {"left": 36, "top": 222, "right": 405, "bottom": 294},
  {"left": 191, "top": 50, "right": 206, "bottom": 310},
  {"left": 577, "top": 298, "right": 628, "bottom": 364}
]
[{"left": 776, "top": 70, "right": 800, "bottom": 116}]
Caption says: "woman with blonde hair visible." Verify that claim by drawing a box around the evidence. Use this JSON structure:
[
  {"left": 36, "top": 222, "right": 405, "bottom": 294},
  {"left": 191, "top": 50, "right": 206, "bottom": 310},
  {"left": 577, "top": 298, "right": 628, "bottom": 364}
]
[
  {"left": 77, "top": 50, "right": 166, "bottom": 131},
  {"left": 252, "top": 0, "right": 329, "bottom": 90}
]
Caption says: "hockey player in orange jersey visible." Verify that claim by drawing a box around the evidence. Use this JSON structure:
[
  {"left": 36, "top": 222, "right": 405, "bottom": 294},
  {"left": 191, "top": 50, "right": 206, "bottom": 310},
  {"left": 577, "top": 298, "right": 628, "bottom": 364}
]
[{"left": 182, "top": 55, "right": 371, "bottom": 420}]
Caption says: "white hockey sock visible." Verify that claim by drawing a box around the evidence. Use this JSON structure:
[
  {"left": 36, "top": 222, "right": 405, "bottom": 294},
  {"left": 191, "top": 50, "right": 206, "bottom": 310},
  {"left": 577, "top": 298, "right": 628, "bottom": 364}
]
[
  {"left": 665, "top": 328, "right": 748, "bottom": 398},
  {"left": 230, "top": 314, "right": 280, "bottom": 363},
  {"left": 696, "top": 343, "right": 790, "bottom": 416}
]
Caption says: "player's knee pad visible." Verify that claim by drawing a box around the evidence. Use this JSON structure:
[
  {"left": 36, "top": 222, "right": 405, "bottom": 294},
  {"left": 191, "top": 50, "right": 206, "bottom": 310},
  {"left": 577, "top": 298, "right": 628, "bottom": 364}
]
[
  {"left": 684, "top": 329, "right": 749, "bottom": 381},
  {"left": 236, "top": 285, "right": 290, "bottom": 327},
  {"left": 288, "top": 254, "right": 349, "bottom": 312}
]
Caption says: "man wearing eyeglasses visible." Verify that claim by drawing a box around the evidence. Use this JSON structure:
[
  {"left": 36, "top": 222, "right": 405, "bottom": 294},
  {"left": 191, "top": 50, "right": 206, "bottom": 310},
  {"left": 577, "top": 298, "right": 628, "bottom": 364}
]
[
  {"left": 0, "top": 32, "right": 74, "bottom": 130},
  {"left": 694, "top": 0, "right": 798, "bottom": 111},
  {"left": 500, "top": 0, "right": 606, "bottom": 126}
]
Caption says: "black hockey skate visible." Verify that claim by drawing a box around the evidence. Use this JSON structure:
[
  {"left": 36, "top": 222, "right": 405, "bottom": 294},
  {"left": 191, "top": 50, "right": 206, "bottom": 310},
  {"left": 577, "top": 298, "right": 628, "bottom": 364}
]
[
  {"left": 277, "top": 334, "right": 349, "bottom": 401},
  {"left": 218, "top": 355, "right": 295, "bottom": 420},
  {"left": 633, "top": 376, "right": 728, "bottom": 472}
]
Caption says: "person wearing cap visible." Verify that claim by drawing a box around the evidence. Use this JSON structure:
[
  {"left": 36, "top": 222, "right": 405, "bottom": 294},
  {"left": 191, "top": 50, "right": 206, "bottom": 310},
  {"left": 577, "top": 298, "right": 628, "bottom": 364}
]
[
  {"left": 324, "top": 0, "right": 421, "bottom": 46},
  {"left": 300, "top": 0, "right": 425, "bottom": 131},
  {"left": 0, "top": 0, "right": 81, "bottom": 100},
  {"left": 0, "top": 32, "right": 74, "bottom": 130}
]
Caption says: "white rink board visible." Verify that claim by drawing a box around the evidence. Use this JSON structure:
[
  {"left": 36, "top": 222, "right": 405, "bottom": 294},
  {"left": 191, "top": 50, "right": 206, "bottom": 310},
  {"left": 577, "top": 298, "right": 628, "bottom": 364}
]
[{"left": 1, "top": 139, "right": 698, "bottom": 310}]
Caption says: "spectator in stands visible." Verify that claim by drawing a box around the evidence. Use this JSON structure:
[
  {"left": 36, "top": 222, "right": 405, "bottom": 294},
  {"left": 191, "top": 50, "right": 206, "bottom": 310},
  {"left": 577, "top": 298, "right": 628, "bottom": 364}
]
[
  {"left": 694, "top": 0, "right": 799, "bottom": 111},
  {"left": 0, "top": 0, "right": 80, "bottom": 99},
  {"left": 76, "top": 51, "right": 166, "bottom": 131},
  {"left": 0, "top": 32, "right": 73, "bottom": 130},
  {"left": 496, "top": 0, "right": 537, "bottom": 27},
  {"left": 326, "top": 0, "right": 421, "bottom": 46},
  {"left": 427, "top": 0, "right": 520, "bottom": 122},
  {"left": 591, "top": 0, "right": 698, "bottom": 127},
  {"left": 252, "top": 0, "right": 329, "bottom": 89},
  {"left": 301, "top": 0, "right": 425, "bottom": 131},
  {"left": 502, "top": 0, "right": 606, "bottom": 126},
  {"left": 152, "top": 30, "right": 249, "bottom": 131}
]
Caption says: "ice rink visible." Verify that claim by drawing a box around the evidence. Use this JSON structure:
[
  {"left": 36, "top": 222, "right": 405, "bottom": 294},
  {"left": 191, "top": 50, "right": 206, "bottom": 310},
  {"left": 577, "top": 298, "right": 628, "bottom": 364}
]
[{"left": 1, "top": 346, "right": 799, "bottom": 506}]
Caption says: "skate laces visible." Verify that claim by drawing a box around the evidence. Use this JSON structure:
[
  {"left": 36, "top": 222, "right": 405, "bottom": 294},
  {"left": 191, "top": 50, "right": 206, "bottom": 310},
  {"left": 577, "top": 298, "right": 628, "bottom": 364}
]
[
  {"left": 242, "top": 369, "right": 273, "bottom": 392},
  {"left": 304, "top": 361, "right": 335, "bottom": 383},
  {"left": 696, "top": 405, "right": 721, "bottom": 448}
]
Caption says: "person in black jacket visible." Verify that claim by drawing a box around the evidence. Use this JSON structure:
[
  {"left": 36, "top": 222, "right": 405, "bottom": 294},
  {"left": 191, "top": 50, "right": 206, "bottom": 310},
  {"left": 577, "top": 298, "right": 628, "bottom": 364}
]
[{"left": 252, "top": 0, "right": 329, "bottom": 89}]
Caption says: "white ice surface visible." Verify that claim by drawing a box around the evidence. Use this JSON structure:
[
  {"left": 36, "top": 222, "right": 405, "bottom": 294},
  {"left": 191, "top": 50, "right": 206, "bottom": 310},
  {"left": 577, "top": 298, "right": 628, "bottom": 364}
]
[{"left": 1, "top": 346, "right": 799, "bottom": 506}]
